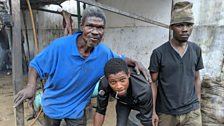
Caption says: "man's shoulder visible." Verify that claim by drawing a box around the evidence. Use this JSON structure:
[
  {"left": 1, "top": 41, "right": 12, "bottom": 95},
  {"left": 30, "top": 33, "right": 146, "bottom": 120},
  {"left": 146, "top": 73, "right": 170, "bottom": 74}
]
[
  {"left": 153, "top": 41, "right": 170, "bottom": 53},
  {"left": 129, "top": 67, "right": 150, "bottom": 91},
  {"left": 50, "top": 34, "right": 75, "bottom": 47},
  {"left": 96, "top": 43, "right": 111, "bottom": 52},
  {"left": 99, "top": 77, "right": 110, "bottom": 90},
  {"left": 129, "top": 66, "right": 148, "bottom": 81},
  {"left": 188, "top": 41, "right": 201, "bottom": 49}
]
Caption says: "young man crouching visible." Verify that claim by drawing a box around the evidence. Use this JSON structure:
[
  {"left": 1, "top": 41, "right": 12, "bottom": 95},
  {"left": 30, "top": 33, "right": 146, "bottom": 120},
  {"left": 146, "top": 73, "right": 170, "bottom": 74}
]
[{"left": 94, "top": 58, "right": 153, "bottom": 126}]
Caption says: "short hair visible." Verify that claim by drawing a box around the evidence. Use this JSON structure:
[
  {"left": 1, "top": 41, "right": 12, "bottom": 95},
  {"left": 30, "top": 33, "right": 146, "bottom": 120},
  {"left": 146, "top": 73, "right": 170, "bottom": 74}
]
[
  {"left": 81, "top": 6, "right": 106, "bottom": 25},
  {"left": 104, "top": 58, "right": 129, "bottom": 78}
]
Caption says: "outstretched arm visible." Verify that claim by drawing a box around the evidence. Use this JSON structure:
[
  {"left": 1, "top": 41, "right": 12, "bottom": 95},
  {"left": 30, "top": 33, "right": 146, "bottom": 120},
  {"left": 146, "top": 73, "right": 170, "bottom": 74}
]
[
  {"left": 14, "top": 67, "right": 38, "bottom": 107},
  {"left": 94, "top": 112, "right": 105, "bottom": 126},
  {"left": 125, "top": 57, "right": 150, "bottom": 81}
]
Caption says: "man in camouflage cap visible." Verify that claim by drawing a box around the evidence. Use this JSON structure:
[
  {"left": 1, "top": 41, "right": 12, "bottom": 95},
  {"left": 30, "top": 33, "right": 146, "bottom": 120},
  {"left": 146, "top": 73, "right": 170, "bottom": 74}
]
[{"left": 149, "top": 1, "right": 203, "bottom": 126}]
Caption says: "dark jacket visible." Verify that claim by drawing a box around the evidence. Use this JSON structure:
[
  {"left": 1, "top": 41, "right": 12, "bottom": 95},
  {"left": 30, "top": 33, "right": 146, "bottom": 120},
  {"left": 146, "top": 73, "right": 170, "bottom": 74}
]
[{"left": 96, "top": 67, "right": 153, "bottom": 126}]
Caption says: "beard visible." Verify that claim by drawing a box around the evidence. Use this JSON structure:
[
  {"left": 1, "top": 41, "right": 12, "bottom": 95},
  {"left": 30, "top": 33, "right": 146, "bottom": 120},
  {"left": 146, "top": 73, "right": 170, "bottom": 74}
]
[
  {"left": 178, "top": 39, "right": 188, "bottom": 43},
  {"left": 176, "top": 36, "right": 189, "bottom": 43},
  {"left": 86, "top": 39, "right": 100, "bottom": 48}
]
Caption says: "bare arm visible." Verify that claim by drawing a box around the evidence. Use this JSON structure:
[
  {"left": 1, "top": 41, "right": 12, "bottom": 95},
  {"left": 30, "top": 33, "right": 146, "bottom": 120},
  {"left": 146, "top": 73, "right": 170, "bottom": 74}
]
[
  {"left": 150, "top": 72, "right": 159, "bottom": 126},
  {"left": 14, "top": 67, "right": 38, "bottom": 107},
  {"left": 94, "top": 112, "right": 105, "bottom": 126},
  {"left": 195, "top": 71, "right": 201, "bottom": 101},
  {"left": 125, "top": 57, "right": 150, "bottom": 81}
]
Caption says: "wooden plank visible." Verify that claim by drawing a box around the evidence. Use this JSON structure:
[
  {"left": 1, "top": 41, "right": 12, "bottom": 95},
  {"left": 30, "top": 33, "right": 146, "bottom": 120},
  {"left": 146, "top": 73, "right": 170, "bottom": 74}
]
[
  {"left": 77, "top": 1, "right": 81, "bottom": 31},
  {"left": 11, "top": 0, "right": 24, "bottom": 126},
  {"left": 77, "top": 0, "right": 169, "bottom": 29},
  {"left": 169, "top": 0, "right": 174, "bottom": 41}
]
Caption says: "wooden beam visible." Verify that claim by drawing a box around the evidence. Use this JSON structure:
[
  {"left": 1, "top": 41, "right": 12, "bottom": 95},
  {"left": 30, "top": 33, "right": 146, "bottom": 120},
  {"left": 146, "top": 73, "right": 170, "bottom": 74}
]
[
  {"left": 11, "top": 0, "right": 24, "bottom": 126},
  {"left": 77, "top": 0, "right": 169, "bottom": 29},
  {"left": 77, "top": 1, "right": 81, "bottom": 31},
  {"left": 169, "top": 0, "right": 174, "bottom": 41}
]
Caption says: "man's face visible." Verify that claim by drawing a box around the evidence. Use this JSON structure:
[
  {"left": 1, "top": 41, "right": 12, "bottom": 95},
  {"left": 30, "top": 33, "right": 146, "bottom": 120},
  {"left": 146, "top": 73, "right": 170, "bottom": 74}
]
[
  {"left": 107, "top": 71, "right": 130, "bottom": 96},
  {"left": 80, "top": 16, "right": 105, "bottom": 48},
  {"left": 171, "top": 22, "right": 193, "bottom": 43}
]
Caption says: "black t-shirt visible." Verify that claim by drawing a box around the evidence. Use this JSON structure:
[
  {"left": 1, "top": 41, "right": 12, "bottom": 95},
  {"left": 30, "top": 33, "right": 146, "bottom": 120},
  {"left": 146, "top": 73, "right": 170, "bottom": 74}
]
[
  {"left": 96, "top": 67, "right": 152, "bottom": 125},
  {"left": 149, "top": 41, "right": 204, "bottom": 115}
]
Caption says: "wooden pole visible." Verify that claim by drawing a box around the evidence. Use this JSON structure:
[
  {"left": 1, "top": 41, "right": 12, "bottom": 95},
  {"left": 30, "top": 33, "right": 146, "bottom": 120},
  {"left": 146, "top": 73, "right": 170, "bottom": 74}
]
[
  {"left": 11, "top": 0, "right": 24, "bottom": 126},
  {"left": 76, "top": 0, "right": 169, "bottom": 29},
  {"left": 169, "top": 0, "right": 174, "bottom": 41},
  {"left": 77, "top": 1, "right": 81, "bottom": 31}
]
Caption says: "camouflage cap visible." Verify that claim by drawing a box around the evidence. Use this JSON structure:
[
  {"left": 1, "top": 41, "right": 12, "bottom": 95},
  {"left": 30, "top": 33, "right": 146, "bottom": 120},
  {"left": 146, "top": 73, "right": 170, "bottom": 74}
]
[{"left": 170, "top": 1, "right": 194, "bottom": 25}]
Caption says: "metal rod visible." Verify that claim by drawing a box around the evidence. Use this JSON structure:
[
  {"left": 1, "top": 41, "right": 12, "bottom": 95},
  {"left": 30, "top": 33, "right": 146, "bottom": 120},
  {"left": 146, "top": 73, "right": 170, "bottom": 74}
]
[
  {"left": 31, "top": 8, "right": 79, "bottom": 17},
  {"left": 76, "top": 0, "right": 169, "bottom": 29}
]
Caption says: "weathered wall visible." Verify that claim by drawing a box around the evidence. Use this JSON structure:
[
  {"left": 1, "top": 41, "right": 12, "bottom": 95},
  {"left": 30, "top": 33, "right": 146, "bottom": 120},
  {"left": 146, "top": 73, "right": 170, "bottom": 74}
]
[
  {"left": 104, "top": 27, "right": 169, "bottom": 66},
  {"left": 99, "top": 0, "right": 224, "bottom": 78},
  {"left": 191, "top": 0, "right": 224, "bottom": 78},
  {"left": 21, "top": 0, "right": 82, "bottom": 58},
  {"left": 99, "top": 0, "right": 171, "bottom": 67},
  {"left": 8, "top": 0, "right": 223, "bottom": 78}
]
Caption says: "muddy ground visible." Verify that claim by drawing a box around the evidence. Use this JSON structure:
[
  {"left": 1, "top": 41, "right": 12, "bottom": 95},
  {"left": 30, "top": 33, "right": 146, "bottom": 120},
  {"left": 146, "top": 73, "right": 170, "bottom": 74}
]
[{"left": 0, "top": 71, "right": 116, "bottom": 126}]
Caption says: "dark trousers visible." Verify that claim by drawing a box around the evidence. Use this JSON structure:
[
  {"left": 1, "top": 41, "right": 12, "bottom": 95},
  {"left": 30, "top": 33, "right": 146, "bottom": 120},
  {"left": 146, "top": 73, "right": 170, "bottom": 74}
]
[
  {"left": 116, "top": 101, "right": 131, "bottom": 126},
  {"left": 44, "top": 114, "right": 86, "bottom": 126}
]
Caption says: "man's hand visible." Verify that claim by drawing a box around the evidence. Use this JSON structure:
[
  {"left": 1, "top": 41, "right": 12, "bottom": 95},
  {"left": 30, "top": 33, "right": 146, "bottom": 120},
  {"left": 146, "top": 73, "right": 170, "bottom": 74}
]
[
  {"left": 152, "top": 112, "right": 159, "bottom": 126},
  {"left": 125, "top": 57, "right": 150, "bottom": 81},
  {"left": 134, "top": 61, "right": 151, "bottom": 82},
  {"left": 14, "top": 86, "right": 35, "bottom": 108}
]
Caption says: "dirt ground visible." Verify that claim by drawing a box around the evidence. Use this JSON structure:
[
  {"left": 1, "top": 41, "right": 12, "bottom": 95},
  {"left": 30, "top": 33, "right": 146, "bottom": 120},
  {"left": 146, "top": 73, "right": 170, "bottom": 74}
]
[{"left": 0, "top": 71, "right": 116, "bottom": 126}]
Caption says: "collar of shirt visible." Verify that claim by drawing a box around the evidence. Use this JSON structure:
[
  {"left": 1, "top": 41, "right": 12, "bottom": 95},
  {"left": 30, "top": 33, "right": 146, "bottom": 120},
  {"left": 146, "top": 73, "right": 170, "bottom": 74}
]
[
  {"left": 71, "top": 32, "right": 99, "bottom": 60},
  {"left": 169, "top": 41, "right": 189, "bottom": 58}
]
